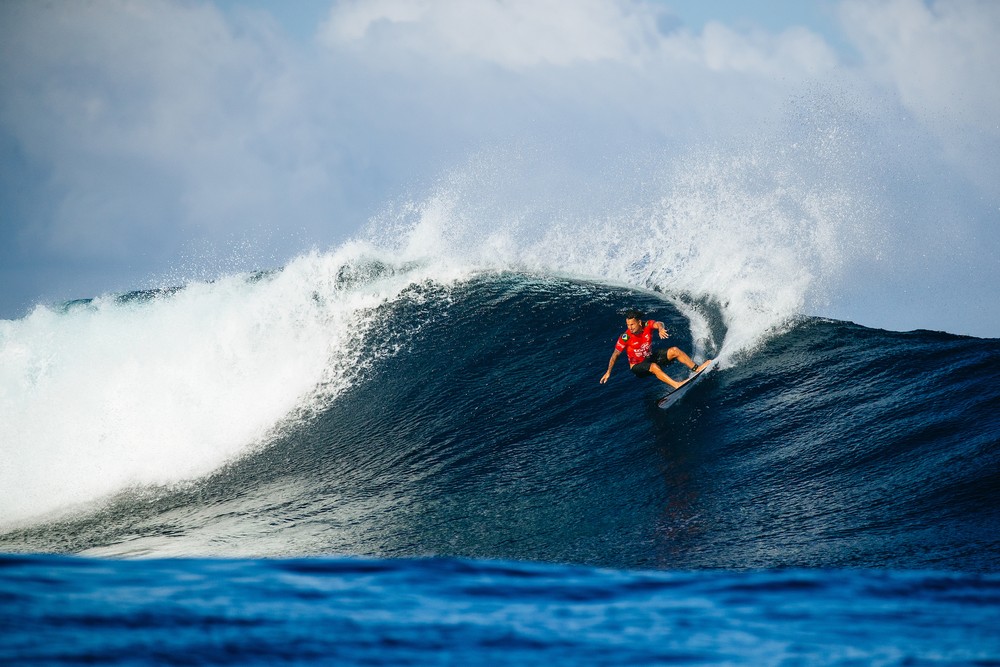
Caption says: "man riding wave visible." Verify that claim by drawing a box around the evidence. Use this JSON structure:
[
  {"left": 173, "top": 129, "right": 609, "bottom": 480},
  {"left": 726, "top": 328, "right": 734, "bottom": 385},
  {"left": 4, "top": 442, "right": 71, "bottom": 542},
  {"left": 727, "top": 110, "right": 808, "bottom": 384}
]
[{"left": 599, "top": 309, "right": 711, "bottom": 389}]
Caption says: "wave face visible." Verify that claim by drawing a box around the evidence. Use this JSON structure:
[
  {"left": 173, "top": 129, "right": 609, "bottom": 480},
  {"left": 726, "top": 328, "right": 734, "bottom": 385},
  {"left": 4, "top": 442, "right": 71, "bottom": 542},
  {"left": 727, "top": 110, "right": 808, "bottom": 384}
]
[{"left": 2, "top": 267, "right": 998, "bottom": 572}]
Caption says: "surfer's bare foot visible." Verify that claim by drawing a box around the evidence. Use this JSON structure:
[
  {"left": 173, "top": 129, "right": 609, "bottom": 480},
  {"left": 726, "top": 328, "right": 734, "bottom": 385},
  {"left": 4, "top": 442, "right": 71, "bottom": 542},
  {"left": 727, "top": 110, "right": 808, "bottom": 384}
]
[{"left": 695, "top": 359, "right": 712, "bottom": 372}]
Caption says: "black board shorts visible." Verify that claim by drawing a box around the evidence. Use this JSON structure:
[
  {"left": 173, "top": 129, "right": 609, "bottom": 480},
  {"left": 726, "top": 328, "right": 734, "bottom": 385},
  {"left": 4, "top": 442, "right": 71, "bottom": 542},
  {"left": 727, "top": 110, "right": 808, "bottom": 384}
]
[{"left": 630, "top": 349, "right": 671, "bottom": 377}]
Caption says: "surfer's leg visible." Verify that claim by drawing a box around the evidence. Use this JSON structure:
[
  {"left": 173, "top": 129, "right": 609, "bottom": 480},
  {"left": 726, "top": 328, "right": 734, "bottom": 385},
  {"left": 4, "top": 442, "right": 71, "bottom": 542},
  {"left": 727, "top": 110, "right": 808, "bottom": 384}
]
[
  {"left": 648, "top": 363, "right": 683, "bottom": 389},
  {"left": 665, "top": 346, "right": 698, "bottom": 371}
]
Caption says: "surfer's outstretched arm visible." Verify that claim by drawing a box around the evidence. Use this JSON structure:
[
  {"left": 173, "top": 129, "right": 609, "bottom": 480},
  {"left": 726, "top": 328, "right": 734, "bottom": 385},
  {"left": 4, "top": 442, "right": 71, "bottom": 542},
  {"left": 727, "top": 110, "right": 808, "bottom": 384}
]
[{"left": 600, "top": 349, "right": 621, "bottom": 384}]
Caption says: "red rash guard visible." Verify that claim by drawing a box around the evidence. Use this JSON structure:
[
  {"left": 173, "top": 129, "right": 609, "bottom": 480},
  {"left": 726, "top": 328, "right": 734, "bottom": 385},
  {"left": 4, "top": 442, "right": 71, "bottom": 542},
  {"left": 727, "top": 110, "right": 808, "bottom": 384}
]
[{"left": 615, "top": 320, "right": 657, "bottom": 366}]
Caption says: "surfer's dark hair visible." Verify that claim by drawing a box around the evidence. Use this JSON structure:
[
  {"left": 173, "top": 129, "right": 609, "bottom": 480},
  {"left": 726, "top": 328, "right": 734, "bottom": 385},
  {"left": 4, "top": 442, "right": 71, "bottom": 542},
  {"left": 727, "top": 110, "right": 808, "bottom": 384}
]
[{"left": 624, "top": 309, "right": 644, "bottom": 321}]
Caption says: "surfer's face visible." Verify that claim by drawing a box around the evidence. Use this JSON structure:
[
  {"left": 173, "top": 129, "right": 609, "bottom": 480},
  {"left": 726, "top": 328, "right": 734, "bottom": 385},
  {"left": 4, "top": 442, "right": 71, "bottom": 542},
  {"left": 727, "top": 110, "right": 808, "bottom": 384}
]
[{"left": 626, "top": 317, "right": 642, "bottom": 334}]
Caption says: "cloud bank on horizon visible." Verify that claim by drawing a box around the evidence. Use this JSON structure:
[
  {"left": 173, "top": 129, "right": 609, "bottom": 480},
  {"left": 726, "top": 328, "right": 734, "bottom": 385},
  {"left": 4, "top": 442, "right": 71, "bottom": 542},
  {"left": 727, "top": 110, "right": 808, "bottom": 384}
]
[{"left": 0, "top": 0, "right": 997, "bottom": 336}]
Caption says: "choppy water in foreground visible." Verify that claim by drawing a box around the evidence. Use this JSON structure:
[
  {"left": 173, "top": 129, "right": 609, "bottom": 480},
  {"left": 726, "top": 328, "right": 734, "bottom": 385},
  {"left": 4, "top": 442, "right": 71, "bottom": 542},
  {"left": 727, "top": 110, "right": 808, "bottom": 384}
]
[{"left": 4, "top": 555, "right": 999, "bottom": 665}]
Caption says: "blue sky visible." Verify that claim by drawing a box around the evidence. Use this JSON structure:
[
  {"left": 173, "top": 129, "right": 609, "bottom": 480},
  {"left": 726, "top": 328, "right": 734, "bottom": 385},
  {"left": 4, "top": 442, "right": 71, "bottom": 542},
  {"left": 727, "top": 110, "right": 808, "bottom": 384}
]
[{"left": 1, "top": 0, "right": 998, "bottom": 336}]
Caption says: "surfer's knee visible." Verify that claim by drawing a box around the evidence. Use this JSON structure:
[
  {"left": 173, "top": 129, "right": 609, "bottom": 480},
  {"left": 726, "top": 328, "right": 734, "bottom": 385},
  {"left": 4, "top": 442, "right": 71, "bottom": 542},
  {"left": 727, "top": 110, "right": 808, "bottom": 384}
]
[{"left": 666, "top": 346, "right": 682, "bottom": 359}]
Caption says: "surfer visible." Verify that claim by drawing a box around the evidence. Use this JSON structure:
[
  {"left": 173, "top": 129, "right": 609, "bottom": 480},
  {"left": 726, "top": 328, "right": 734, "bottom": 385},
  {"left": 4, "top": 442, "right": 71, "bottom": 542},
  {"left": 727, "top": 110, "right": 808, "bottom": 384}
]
[{"left": 599, "top": 309, "right": 711, "bottom": 389}]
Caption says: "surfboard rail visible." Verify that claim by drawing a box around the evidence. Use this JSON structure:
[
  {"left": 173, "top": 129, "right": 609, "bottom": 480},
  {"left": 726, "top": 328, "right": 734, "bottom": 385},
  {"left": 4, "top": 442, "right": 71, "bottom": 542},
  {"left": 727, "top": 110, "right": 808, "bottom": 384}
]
[{"left": 656, "top": 359, "right": 717, "bottom": 409}]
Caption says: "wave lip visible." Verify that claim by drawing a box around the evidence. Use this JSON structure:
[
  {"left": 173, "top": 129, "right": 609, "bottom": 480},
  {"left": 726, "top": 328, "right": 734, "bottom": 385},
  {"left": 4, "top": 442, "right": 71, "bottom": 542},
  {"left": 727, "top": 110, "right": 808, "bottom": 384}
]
[{"left": 0, "top": 247, "right": 474, "bottom": 527}]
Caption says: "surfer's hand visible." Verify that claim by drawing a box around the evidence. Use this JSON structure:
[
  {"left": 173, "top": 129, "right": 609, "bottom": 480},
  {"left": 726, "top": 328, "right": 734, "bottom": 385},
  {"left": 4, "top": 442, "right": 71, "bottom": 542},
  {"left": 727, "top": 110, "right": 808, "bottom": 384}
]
[{"left": 600, "top": 371, "right": 610, "bottom": 384}]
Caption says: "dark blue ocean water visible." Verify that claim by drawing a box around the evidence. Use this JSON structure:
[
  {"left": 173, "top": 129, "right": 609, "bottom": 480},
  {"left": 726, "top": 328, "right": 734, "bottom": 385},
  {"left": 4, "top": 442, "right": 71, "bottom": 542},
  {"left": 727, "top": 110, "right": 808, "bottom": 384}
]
[
  {"left": 3, "top": 555, "right": 999, "bottom": 665},
  {"left": 3, "top": 272, "right": 999, "bottom": 663}
]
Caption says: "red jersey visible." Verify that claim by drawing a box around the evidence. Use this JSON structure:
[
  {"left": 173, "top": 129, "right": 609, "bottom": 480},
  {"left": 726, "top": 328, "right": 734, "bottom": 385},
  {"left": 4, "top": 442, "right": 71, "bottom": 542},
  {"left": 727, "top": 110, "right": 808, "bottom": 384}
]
[{"left": 615, "top": 320, "right": 657, "bottom": 366}]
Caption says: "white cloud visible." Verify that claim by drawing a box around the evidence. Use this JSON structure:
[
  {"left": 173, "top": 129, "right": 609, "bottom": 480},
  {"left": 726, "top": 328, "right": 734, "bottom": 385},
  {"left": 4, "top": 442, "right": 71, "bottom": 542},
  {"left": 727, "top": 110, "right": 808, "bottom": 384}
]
[
  {"left": 320, "top": 0, "right": 838, "bottom": 77},
  {"left": 320, "top": 0, "right": 665, "bottom": 68},
  {"left": 695, "top": 23, "right": 838, "bottom": 75},
  {"left": 840, "top": 0, "right": 1000, "bottom": 133},
  {"left": 0, "top": 0, "right": 327, "bottom": 259},
  {"left": 0, "top": 0, "right": 846, "bottom": 265},
  {"left": 838, "top": 0, "right": 1000, "bottom": 200}
]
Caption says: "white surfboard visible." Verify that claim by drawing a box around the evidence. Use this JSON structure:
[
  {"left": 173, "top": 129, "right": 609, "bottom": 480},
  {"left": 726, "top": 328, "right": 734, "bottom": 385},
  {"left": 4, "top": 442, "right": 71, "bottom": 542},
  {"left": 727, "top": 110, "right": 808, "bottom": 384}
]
[{"left": 656, "top": 359, "right": 717, "bottom": 409}]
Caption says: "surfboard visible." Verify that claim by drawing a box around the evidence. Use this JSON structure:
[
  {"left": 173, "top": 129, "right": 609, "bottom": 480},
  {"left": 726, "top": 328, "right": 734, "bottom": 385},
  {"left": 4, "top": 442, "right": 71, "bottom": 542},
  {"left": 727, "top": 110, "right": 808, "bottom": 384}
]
[{"left": 656, "top": 359, "right": 717, "bottom": 409}]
